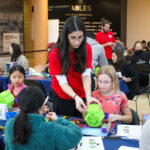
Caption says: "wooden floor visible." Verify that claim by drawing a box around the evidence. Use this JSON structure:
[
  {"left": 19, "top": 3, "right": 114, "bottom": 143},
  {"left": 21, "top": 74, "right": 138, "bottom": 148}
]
[{"left": 128, "top": 93, "right": 150, "bottom": 124}]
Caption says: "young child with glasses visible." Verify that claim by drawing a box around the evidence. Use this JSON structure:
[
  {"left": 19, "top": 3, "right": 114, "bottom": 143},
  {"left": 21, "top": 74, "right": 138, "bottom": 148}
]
[{"left": 92, "top": 65, "right": 132, "bottom": 129}]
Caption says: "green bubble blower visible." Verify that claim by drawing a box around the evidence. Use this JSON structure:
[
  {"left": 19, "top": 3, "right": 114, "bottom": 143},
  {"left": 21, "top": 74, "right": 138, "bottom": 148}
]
[{"left": 84, "top": 103, "right": 105, "bottom": 127}]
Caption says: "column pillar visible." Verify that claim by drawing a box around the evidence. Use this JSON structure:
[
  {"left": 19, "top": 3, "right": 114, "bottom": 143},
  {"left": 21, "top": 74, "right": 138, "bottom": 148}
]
[
  {"left": 33, "top": 0, "right": 48, "bottom": 66},
  {"left": 24, "top": 0, "right": 33, "bottom": 67}
]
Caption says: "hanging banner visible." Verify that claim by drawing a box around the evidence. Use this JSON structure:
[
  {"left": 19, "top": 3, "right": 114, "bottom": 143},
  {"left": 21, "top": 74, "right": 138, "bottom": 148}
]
[
  {"left": 0, "top": 0, "right": 23, "bottom": 53},
  {"left": 3, "top": 33, "right": 20, "bottom": 52}
]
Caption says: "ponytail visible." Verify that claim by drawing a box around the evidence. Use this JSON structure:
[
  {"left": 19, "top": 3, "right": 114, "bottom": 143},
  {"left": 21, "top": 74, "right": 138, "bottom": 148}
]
[
  {"left": 12, "top": 86, "right": 45, "bottom": 144},
  {"left": 13, "top": 111, "right": 31, "bottom": 144}
]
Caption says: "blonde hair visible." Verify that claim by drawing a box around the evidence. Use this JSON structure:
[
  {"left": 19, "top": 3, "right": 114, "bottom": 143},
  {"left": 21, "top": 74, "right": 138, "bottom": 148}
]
[{"left": 97, "top": 65, "right": 119, "bottom": 91}]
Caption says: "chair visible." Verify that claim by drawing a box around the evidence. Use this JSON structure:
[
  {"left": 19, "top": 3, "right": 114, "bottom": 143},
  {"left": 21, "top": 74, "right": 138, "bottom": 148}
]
[
  {"left": 133, "top": 64, "right": 150, "bottom": 112},
  {"left": 124, "top": 108, "right": 140, "bottom": 125},
  {"left": 129, "top": 108, "right": 140, "bottom": 125},
  {"left": 24, "top": 79, "right": 53, "bottom": 111},
  {"left": 24, "top": 79, "right": 46, "bottom": 96}
]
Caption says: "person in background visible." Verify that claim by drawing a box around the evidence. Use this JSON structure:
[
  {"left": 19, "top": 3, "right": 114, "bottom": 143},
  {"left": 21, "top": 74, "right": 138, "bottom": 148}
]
[
  {"left": 86, "top": 32, "right": 108, "bottom": 73},
  {"left": 130, "top": 42, "right": 150, "bottom": 88},
  {"left": 131, "top": 42, "right": 150, "bottom": 66},
  {"left": 141, "top": 40, "right": 147, "bottom": 51},
  {"left": 127, "top": 41, "right": 141, "bottom": 56},
  {"left": 8, "top": 65, "right": 27, "bottom": 107},
  {"left": 9, "top": 43, "right": 29, "bottom": 72},
  {"left": 146, "top": 41, "right": 150, "bottom": 53},
  {"left": 112, "top": 49, "right": 140, "bottom": 100},
  {"left": 96, "top": 18, "right": 116, "bottom": 63},
  {"left": 86, "top": 31, "right": 108, "bottom": 91},
  {"left": 4, "top": 86, "right": 82, "bottom": 150},
  {"left": 140, "top": 120, "right": 150, "bottom": 150},
  {"left": 37, "top": 42, "right": 55, "bottom": 73},
  {"left": 92, "top": 65, "right": 132, "bottom": 130},
  {"left": 49, "top": 16, "right": 100, "bottom": 117},
  {"left": 112, "top": 36, "right": 125, "bottom": 52}
]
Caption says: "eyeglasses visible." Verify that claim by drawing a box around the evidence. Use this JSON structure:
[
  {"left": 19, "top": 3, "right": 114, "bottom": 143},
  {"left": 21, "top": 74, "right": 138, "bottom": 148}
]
[
  {"left": 68, "top": 35, "right": 84, "bottom": 42},
  {"left": 98, "top": 80, "right": 112, "bottom": 85}
]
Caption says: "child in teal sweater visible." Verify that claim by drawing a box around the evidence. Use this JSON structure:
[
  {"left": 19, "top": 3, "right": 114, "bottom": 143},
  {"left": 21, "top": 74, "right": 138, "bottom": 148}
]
[{"left": 4, "top": 86, "right": 82, "bottom": 150}]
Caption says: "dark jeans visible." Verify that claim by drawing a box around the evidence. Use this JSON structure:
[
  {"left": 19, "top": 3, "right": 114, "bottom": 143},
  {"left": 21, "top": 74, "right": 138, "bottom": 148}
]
[
  {"left": 50, "top": 89, "right": 86, "bottom": 117},
  {"left": 91, "top": 73, "right": 96, "bottom": 91}
]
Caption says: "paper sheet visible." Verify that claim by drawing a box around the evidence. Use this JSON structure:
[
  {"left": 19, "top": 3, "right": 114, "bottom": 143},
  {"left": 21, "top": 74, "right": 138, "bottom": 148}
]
[
  {"left": 116, "top": 125, "right": 141, "bottom": 140},
  {"left": 118, "top": 146, "right": 139, "bottom": 150},
  {"left": 76, "top": 136, "right": 104, "bottom": 150}
]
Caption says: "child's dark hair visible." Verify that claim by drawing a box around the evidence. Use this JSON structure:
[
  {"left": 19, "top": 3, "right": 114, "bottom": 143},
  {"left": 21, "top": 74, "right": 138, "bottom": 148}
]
[
  {"left": 11, "top": 43, "right": 22, "bottom": 62},
  {"left": 13, "top": 86, "right": 45, "bottom": 144},
  {"left": 9, "top": 65, "right": 25, "bottom": 78}
]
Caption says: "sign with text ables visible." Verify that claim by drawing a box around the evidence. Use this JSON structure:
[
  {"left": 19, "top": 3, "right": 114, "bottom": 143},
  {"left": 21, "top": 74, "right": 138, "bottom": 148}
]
[{"left": 48, "top": 0, "right": 121, "bottom": 36}]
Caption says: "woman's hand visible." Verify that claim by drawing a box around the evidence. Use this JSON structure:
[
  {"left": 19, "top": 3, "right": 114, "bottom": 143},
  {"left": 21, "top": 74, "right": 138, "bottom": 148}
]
[
  {"left": 86, "top": 95, "right": 102, "bottom": 108},
  {"left": 121, "top": 76, "right": 131, "bottom": 83},
  {"left": 74, "top": 96, "right": 87, "bottom": 113},
  {"left": 108, "top": 114, "right": 120, "bottom": 122},
  {"left": 46, "top": 112, "right": 58, "bottom": 121},
  {"left": 107, "top": 42, "right": 114, "bottom": 46}
]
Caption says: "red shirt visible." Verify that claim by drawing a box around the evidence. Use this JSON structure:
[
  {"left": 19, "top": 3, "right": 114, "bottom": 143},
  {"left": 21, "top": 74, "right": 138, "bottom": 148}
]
[
  {"left": 49, "top": 44, "right": 92, "bottom": 100},
  {"left": 96, "top": 31, "right": 115, "bottom": 59}
]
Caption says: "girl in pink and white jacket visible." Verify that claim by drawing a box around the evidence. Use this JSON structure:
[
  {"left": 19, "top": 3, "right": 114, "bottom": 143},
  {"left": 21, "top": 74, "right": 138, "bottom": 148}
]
[{"left": 8, "top": 65, "right": 27, "bottom": 107}]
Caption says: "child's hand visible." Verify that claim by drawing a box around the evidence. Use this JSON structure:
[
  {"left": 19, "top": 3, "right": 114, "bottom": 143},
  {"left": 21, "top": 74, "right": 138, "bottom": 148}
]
[
  {"left": 43, "top": 105, "right": 50, "bottom": 113},
  {"left": 46, "top": 112, "right": 57, "bottom": 122},
  {"left": 108, "top": 114, "right": 120, "bottom": 122}
]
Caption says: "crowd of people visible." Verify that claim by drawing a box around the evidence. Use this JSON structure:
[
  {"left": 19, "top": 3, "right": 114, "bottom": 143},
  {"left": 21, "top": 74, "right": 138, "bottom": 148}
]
[{"left": 1, "top": 16, "right": 150, "bottom": 150}]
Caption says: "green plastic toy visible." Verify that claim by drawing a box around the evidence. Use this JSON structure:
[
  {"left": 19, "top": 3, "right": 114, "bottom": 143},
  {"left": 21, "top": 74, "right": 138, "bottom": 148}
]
[
  {"left": 94, "top": 66, "right": 99, "bottom": 76},
  {"left": 84, "top": 104, "right": 105, "bottom": 127},
  {"left": 0, "top": 90, "right": 14, "bottom": 108}
]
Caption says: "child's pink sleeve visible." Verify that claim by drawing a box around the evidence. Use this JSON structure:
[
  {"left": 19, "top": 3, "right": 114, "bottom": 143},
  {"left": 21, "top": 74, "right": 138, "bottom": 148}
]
[
  {"left": 120, "top": 92, "right": 129, "bottom": 110},
  {"left": 92, "top": 90, "right": 102, "bottom": 103}
]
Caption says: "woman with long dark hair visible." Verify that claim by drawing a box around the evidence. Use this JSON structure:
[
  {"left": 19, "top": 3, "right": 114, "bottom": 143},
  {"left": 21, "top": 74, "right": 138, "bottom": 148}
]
[
  {"left": 49, "top": 16, "right": 99, "bottom": 117},
  {"left": 4, "top": 86, "right": 82, "bottom": 150},
  {"left": 9, "top": 43, "right": 29, "bottom": 72},
  {"left": 112, "top": 49, "right": 140, "bottom": 99}
]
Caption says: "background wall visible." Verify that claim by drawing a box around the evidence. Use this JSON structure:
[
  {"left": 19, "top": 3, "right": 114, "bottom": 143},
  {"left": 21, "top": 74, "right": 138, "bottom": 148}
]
[
  {"left": 0, "top": 56, "right": 10, "bottom": 71},
  {"left": 0, "top": 0, "right": 24, "bottom": 52},
  {"left": 1, "top": 0, "right": 150, "bottom": 71},
  {"left": 127, "top": 0, "right": 150, "bottom": 48},
  {"left": 24, "top": 0, "right": 34, "bottom": 67}
]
